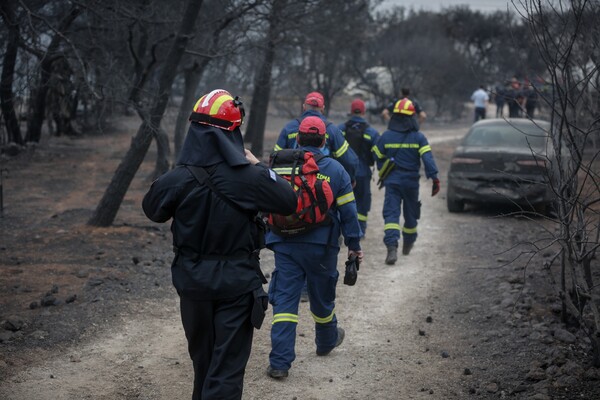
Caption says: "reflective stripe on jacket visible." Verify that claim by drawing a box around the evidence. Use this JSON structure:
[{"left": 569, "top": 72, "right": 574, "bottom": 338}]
[
  {"left": 274, "top": 110, "right": 359, "bottom": 181},
  {"left": 372, "top": 129, "right": 438, "bottom": 184}
]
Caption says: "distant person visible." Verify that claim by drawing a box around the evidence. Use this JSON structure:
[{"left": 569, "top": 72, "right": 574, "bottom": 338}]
[
  {"left": 338, "top": 99, "right": 380, "bottom": 236},
  {"left": 507, "top": 77, "right": 524, "bottom": 118},
  {"left": 524, "top": 83, "right": 538, "bottom": 119},
  {"left": 494, "top": 84, "right": 507, "bottom": 118},
  {"left": 142, "top": 89, "right": 297, "bottom": 400},
  {"left": 381, "top": 88, "right": 426, "bottom": 125},
  {"left": 471, "top": 85, "right": 490, "bottom": 122},
  {"left": 373, "top": 98, "right": 440, "bottom": 265}
]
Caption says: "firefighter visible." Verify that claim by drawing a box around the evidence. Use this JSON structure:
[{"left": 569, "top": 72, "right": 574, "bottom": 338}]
[
  {"left": 274, "top": 91, "right": 359, "bottom": 183},
  {"left": 381, "top": 88, "right": 427, "bottom": 125},
  {"left": 338, "top": 99, "right": 380, "bottom": 236},
  {"left": 373, "top": 98, "right": 440, "bottom": 265},
  {"left": 275, "top": 91, "right": 360, "bottom": 303},
  {"left": 266, "top": 116, "right": 363, "bottom": 379},
  {"left": 142, "top": 89, "right": 297, "bottom": 400}
]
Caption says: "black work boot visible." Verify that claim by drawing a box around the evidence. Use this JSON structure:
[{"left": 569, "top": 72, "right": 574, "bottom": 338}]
[
  {"left": 316, "top": 327, "right": 345, "bottom": 356},
  {"left": 385, "top": 246, "right": 398, "bottom": 265},
  {"left": 402, "top": 242, "right": 414, "bottom": 255},
  {"left": 267, "top": 365, "right": 289, "bottom": 379}
]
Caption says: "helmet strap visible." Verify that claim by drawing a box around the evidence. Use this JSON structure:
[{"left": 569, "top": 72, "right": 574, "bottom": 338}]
[{"left": 233, "top": 96, "right": 246, "bottom": 120}]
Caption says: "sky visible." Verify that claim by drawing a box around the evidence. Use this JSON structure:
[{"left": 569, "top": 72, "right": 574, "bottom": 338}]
[{"left": 378, "top": 0, "right": 515, "bottom": 13}]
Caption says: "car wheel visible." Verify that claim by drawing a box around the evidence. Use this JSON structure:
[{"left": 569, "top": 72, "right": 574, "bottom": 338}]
[{"left": 446, "top": 186, "right": 465, "bottom": 213}]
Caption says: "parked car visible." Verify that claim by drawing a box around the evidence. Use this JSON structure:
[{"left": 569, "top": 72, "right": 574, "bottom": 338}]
[{"left": 446, "top": 118, "right": 556, "bottom": 213}]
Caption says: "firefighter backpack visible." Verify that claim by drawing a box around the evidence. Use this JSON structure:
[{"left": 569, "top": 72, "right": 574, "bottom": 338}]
[
  {"left": 344, "top": 121, "right": 374, "bottom": 166},
  {"left": 267, "top": 149, "right": 334, "bottom": 237}
]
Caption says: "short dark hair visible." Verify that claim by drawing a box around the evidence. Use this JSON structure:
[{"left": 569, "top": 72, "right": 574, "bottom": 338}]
[
  {"left": 298, "top": 132, "right": 324, "bottom": 147},
  {"left": 401, "top": 88, "right": 410, "bottom": 96}
]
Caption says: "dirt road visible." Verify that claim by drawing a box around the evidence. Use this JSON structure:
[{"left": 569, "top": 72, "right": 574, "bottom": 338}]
[{"left": 0, "top": 119, "right": 594, "bottom": 399}]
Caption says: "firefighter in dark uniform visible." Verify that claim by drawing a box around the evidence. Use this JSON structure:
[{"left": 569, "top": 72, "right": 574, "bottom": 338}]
[
  {"left": 373, "top": 98, "right": 440, "bottom": 265},
  {"left": 338, "top": 99, "right": 380, "bottom": 236},
  {"left": 266, "top": 116, "right": 363, "bottom": 379},
  {"left": 274, "top": 91, "right": 359, "bottom": 183},
  {"left": 275, "top": 91, "right": 360, "bottom": 303},
  {"left": 142, "top": 89, "right": 297, "bottom": 400},
  {"left": 381, "top": 87, "right": 427, "bottom": 125},
  {"left": 506, "top": 77, "right": 525, "bottom": 118}
]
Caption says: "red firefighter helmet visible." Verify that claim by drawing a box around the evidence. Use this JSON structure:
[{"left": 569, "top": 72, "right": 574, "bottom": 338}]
[
  {"left": 189, "top": 89, "right": 245, "bottom": 131},
  {"left": 393, "top": 98, "right": 416, "bottom": 116}
]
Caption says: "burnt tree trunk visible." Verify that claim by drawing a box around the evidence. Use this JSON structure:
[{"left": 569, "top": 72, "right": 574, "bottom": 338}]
[
  {"left": 151, "top": 127, "right": 171, "bottom": 180},
  {"left": 247, "top": 42, "right": 275, "bottom": 158},
  {"left": 0, "top": 1, "right": 23, "bottom": 145},
  {"left": 25, "top": 6, "right": 81, "bottom": 143},
  {"left": 173, "top": 62, "right": 204, "bottom": 162},
  {"left": 245, "top": 1, "right": 284, "bottom": 158},
  {"left": 88, "top": 0, "right": 204, "bottom": 227}
]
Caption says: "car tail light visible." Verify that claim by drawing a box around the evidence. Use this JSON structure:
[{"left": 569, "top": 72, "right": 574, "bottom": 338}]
[
  {"left": 516, "top": 159, "right": 546, "bottom": 168},
  {"left": 451, "top": 157, "right": 482, "bottom": 165}
]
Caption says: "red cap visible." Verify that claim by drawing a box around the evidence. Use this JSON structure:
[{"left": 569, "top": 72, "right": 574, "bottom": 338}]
[
  {"left": 350, "top": 99, "right": 366, "bottom": 114},
  {"left": 298, "top": 116, "right": 326, "bottom": 136},
  {"left": 304, "top": 92, "right": 325, "bottom": 108}
]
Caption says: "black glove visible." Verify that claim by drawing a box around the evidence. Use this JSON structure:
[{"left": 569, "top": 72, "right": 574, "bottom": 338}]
[
  {"left": 432, "top": 178, "right": 440, "bottom": 197},
  {"left": 344, "top": 254, "right": 360, "bottom": 286}
]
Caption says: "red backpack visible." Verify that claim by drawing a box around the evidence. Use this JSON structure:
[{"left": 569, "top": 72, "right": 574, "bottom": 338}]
[{"left": 267, "top": 149, "right": 334, "bottom": 237}]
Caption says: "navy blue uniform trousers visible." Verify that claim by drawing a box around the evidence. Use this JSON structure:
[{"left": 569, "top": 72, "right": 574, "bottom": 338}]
[
  {"left": 382, "top": 182, "right": 419, "bottom": 247},
  {"left": 269, "top": 242, "right": 339, "bottom": 370},
  {"left": 354, "top": 174, "right": 372, "bottom": 235}
]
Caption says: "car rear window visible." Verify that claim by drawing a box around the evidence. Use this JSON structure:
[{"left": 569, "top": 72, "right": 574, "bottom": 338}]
[{"left": 464, "top": 123, "right": 548, "bottom": 149}]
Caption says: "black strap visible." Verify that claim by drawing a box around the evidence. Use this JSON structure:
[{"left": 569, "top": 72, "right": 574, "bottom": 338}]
[
  {"left": 290, "top": 155, "right": 300, "bottom": 191},
  {"left": 184, "top": 165, "right": 267, "bottom": 284},
  {"left": 314, "top": 179, "right": 328, "bottom": 214},
  {"left": 189, "top": 112, "right": 234, "bottom": 129},
  {"left": 186, "top": 165, "right": 251, "bottom": 217},
  {"left": 299, "top": 174, "right": 318, "bottom": 222}
]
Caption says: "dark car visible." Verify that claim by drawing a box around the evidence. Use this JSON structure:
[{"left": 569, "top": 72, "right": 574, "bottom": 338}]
[{"left": 446, "top": 118, "right": 556, "bottom": 213}]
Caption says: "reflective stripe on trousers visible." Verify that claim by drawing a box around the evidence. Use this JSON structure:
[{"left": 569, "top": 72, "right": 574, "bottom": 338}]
[
  {"left": 382, "top": 183, "right": 419, "bottom": 246},
  {"left": 268, "top": 242, "right": 340, "bottom": 370}
]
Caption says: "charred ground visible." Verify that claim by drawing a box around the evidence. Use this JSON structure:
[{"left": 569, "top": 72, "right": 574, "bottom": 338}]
[{"left": 0, "top": 116, "right": 599, "bottom": 399}]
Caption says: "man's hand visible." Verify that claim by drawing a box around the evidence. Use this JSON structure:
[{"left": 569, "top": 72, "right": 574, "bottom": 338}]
[
  {"left": 431, "top": 178, "right": 440, "bottom": 197},
  {"left": 381, "top": 108, "right": 390, "bottom": 122},
  {"left": 348, "top": 250, "right": 364, "bottom": 264},
  {"left": 245, "top": 149, "right": 260, "bottom": 165}
]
